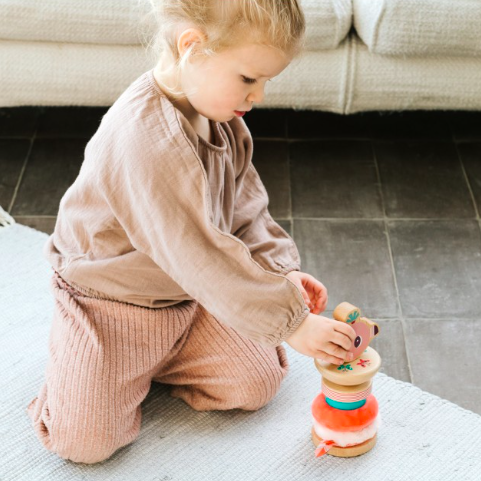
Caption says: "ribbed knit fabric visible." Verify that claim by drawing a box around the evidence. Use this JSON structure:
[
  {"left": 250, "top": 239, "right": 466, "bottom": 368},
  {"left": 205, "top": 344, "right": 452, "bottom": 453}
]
[{"left": 26, "top": 270, "right": 289, "bottom": 464}]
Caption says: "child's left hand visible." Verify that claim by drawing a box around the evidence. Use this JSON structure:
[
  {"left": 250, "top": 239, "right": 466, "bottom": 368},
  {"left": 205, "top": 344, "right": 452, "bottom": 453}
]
[{"left": 285, "top": 271, "right": 328, "bottom": 315}]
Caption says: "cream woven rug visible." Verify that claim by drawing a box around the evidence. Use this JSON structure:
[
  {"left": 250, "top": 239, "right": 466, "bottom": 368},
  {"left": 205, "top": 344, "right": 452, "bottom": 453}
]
[{"left": 1, "top": 221, "right": 481, "bottom": 480}]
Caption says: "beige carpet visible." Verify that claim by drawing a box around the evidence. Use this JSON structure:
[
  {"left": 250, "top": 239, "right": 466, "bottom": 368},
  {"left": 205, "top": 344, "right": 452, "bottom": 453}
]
[{"left": 1, "top": 221, "right": 481, "bottom": 480}]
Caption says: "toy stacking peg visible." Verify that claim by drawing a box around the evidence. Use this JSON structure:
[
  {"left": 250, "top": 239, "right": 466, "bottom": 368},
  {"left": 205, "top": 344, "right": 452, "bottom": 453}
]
[{"left": 311, "top": 302, "right": 382, "bottom": 458}]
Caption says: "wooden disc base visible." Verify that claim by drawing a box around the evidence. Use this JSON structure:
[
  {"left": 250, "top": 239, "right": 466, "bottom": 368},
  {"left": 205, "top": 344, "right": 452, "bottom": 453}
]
[{"left": 311, "top": 426, "right": 377, "bottom": 458}]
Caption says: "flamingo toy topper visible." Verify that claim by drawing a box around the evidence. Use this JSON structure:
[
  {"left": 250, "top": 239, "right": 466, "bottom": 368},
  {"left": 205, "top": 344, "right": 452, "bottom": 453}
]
[{"left": 333, "top": 302, "right": 380, "bottom": 361}]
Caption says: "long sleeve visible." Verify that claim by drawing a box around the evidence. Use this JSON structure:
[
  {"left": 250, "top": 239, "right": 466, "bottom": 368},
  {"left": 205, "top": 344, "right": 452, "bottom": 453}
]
[
  {"left": 231, "top": 160, "right": 301, "bottom": 276},
  {"left": 93, "top": 103, "right": 310, "bottom": 347}
]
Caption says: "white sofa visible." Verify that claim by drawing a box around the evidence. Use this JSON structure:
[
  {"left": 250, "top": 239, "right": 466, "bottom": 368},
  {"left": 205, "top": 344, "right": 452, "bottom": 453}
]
[{"left": 1, "top": 0, "right": 481, "bottom": 114}]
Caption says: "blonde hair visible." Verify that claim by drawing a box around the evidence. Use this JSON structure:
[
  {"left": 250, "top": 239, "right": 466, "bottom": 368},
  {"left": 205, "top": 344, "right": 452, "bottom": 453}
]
[{"left": 138, "top": 0, "right": 306, "bottom": 98}]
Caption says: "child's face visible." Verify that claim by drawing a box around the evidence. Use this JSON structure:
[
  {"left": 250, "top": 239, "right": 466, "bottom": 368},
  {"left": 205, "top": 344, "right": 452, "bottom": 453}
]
[
  {"left": 156, "top": 29, "right": 293, "bottom": 124},
  {"left": 186, "top": 42, "right": 292, "bottom": 120}
]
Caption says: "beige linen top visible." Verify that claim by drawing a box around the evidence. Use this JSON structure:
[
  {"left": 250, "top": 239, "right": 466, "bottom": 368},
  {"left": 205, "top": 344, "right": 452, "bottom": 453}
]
[{"left": 43, "top": 68, "right": 310, "bottom": 347}]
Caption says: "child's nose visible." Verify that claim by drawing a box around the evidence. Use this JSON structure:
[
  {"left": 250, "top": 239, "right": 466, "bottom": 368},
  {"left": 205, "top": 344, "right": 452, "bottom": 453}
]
[{"left": 247, "top": 87, "right": 265, "bottom": 104}]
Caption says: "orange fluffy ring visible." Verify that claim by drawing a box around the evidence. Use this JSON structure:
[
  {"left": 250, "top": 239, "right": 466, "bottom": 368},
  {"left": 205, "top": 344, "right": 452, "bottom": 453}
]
[{"left": 312, "top": 393, "right": 378, "bottom": 432}]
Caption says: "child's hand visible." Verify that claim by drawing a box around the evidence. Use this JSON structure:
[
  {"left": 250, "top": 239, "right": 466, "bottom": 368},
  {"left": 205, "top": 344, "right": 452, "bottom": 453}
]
[
  {"left": 285, "top": 271, "right": 327, "bottom": 314},
  {"left": 285, "top": 313, "right": 356, "bottom": 364}
]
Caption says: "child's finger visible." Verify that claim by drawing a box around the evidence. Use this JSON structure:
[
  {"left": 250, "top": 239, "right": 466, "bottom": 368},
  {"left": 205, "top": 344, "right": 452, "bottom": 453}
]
[
  {"left": 318, "top": 300, "right": 327, "bottom": 313},
  {"left": 316, "top": 350, "right": 345, "bottom": 365},
  {"left": 316, "top": 292, "right": 327, "bottom": 309}
]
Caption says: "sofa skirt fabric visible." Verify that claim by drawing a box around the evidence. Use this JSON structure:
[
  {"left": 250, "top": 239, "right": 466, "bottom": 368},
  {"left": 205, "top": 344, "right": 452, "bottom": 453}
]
[
  {"left": 0, "top": 39, "right": 153, "bottom": 108},
  {"left": 3, "top": 33, "right": 481, "bottom": 114}
]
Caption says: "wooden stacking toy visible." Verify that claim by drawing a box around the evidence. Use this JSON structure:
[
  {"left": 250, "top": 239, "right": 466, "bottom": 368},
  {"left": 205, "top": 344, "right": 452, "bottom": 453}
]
[{"left": 311, "top": 302, "right": 381, "bottom": 458}]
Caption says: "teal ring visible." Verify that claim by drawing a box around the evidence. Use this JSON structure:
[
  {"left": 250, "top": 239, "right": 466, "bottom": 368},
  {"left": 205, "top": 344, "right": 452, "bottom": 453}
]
[{"left": 325, "top": 397, "right": 366, "bottom": 411}]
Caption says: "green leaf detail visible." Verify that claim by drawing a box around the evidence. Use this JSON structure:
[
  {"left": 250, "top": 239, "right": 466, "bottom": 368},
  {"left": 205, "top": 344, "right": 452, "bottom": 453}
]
[{"left": 347, "top": 310, "right": 360, "bottom": 323}]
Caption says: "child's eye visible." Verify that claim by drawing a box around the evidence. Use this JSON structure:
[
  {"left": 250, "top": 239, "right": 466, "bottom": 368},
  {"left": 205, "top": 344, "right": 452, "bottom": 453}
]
[{"left": 242, "top": 76, "right": 257, "bottom": 84}]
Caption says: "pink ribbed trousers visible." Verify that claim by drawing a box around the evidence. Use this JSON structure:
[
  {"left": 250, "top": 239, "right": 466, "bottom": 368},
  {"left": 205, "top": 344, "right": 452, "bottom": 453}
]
[{"left": 27, "top": 271, "right": 289, "bottom": 464}]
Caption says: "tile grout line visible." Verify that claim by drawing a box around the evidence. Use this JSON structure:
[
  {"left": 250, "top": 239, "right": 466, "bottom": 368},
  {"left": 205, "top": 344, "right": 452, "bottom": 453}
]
[
  {"left": 453, "top": 140, "right": 481, "bottom": 229},
  {"left": 287, "top": 133, "right": 294, "bottom": 241},
  {"left": 252, "top": 136, "right": 461, "bottom": 143},
  {"left": 11, "top": 215, "right": 57, "bottom": 218},
  {"left": 323, "top": 317, "right": 481, "bottom": 322},
  {"left": 370, "top": 139, "right": 415, "bottom": 385},
  {"left": 453, "top": 129, "right": 480, "bottom": 220},
  {"left": 285, "top": 217, "right": 473, "bottom": 221},
  {"left": 8, "top": 125, "right": 38, "bottom": 214},
  {"left": 451, "top": 122, "right": 481, "bottom": 255}
]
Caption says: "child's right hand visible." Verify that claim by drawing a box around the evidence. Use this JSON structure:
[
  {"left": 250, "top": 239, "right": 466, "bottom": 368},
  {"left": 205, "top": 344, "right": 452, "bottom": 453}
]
[{"left": 285, "top": 313, "right": 357, "bottom": 365}]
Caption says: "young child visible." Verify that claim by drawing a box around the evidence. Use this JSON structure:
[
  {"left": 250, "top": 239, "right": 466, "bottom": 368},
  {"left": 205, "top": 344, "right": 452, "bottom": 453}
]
[{"left": 27, "top": 0, "right": 356, "bottom": 464}]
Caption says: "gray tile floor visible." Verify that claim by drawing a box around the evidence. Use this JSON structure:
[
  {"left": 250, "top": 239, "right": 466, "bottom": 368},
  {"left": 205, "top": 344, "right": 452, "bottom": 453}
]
[{"left": 1, "top": 106, "right": 480, "bottom": 415}]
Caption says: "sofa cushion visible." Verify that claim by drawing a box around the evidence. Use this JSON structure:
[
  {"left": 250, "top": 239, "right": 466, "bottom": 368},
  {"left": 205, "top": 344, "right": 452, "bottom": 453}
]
[
  {"left": 0, "top": 0, "right": 147, "bottom": 45},
  {"left": 0, "top": 0, "right": 352, "bottom": 51},
  {"left": 353, "top": 0, "right": 481, "bottom": 57},
  {"left": 301, "top": 0, "right": 353, "bottom": 50}
]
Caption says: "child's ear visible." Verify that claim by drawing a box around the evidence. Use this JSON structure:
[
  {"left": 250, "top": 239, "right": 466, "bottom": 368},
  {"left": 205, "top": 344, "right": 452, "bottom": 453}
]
[{"left": 177, "top": 28, "right": 206, "bottom": 57}]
